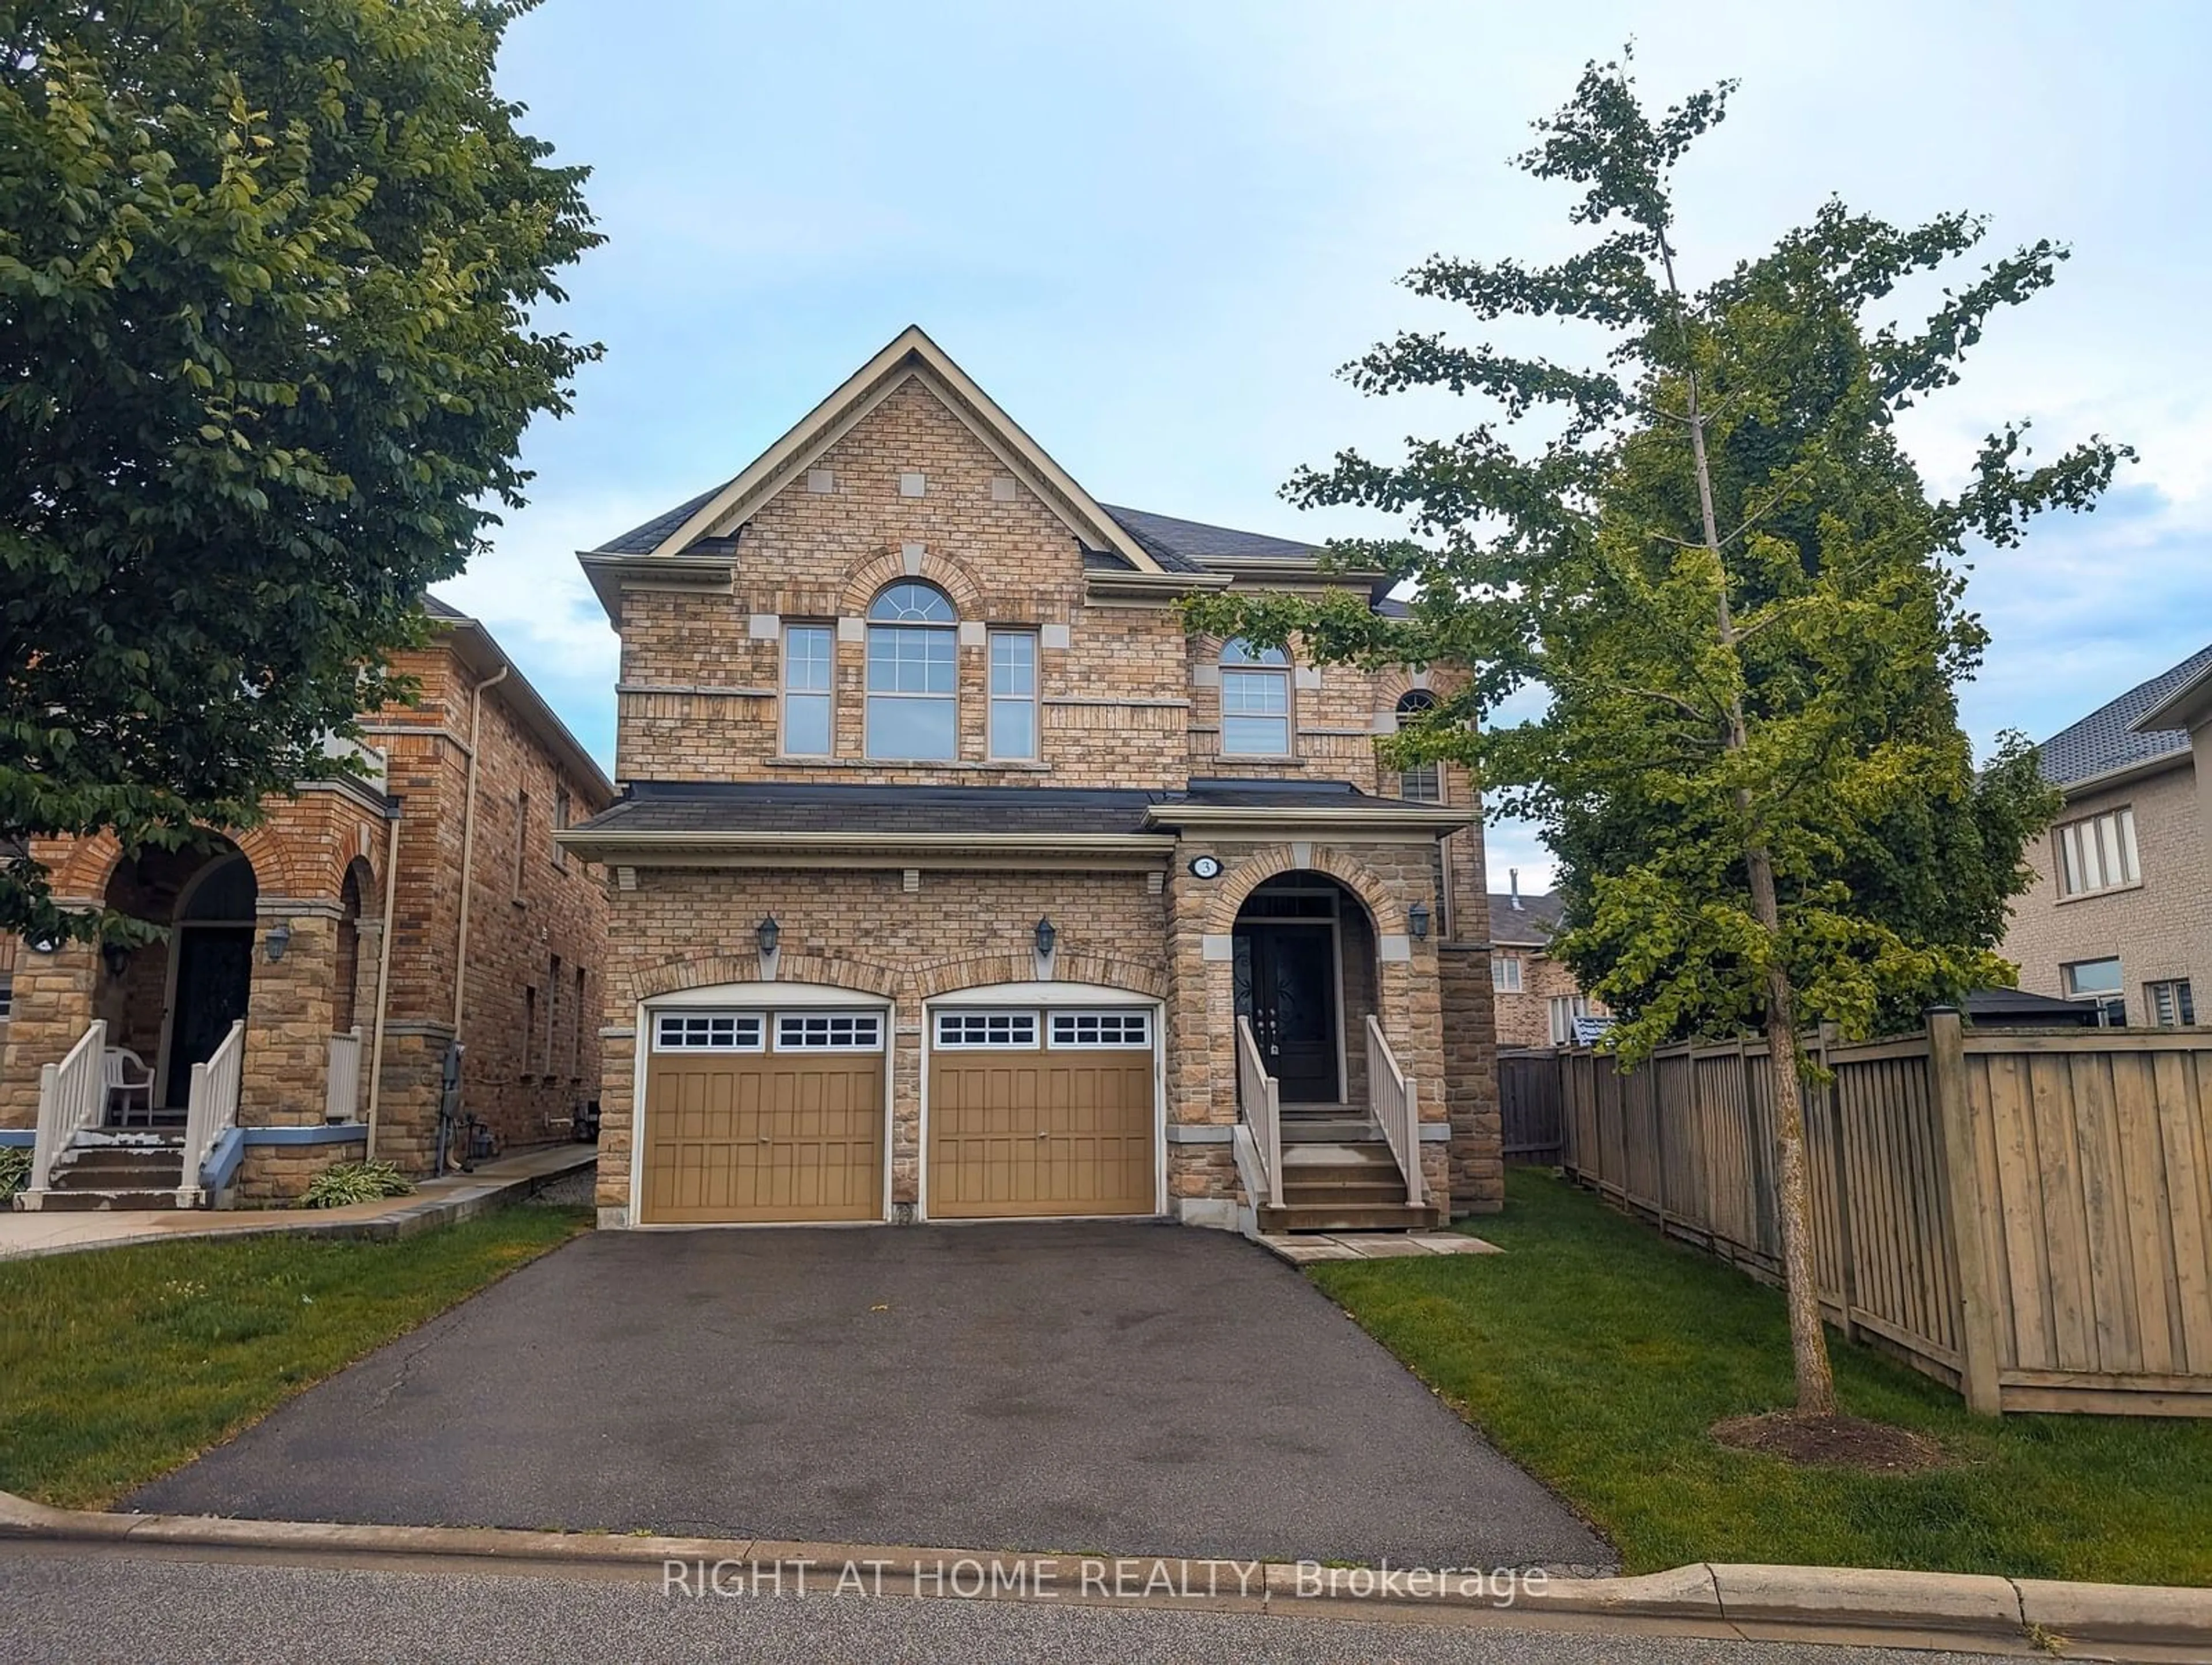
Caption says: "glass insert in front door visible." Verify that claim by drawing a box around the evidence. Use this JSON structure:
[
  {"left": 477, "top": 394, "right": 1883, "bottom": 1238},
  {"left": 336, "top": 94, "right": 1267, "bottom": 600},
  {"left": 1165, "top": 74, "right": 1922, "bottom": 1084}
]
[{"left": 1233, "top": 925, "right": 1340, "bottom": 1103}]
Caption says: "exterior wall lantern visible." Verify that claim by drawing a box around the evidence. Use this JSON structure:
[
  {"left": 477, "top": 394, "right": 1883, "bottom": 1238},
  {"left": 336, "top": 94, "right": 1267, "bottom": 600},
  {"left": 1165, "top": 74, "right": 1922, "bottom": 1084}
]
[
  {"left": 1407, "top": 900, "right": 1432, "bottom": 941},
  {"left": 1033, "top": 917, "right": 1057, "bottom": 960},
  {"left": 263, "top": 921, "right": 292, "bottom": 963},
  {"left": 756, "top": 915, "right": 781, "bottom": 958},
  {"left": 101, "top": 940, "right": 131, "bottom": 979}
]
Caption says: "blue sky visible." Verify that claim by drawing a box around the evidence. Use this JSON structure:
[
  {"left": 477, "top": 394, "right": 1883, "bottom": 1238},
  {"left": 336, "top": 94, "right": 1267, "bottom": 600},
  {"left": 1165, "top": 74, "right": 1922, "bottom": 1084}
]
[{"left": 440, "top": 0, "right": 2212, "bottom": 891}]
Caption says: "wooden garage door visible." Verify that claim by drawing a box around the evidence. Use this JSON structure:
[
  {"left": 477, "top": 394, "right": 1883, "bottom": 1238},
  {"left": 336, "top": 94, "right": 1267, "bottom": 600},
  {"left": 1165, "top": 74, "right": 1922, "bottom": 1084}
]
[
  {"left": 927, "top": 1008, "right": 1156, "bottom": 1219},
  {"left": 641, "top": 1011, "right": 883, "bottom": 1225}
]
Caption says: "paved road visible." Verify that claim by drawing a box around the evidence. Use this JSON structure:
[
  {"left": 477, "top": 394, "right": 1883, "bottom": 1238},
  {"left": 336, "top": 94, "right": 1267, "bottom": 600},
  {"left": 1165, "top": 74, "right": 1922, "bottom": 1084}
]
[
  {"left": 130, "top": 1222, "right": 1609, "bottom": 1570},
  {"left": 0, "top": 1545, "right": 2025, "bottom": 1665}
]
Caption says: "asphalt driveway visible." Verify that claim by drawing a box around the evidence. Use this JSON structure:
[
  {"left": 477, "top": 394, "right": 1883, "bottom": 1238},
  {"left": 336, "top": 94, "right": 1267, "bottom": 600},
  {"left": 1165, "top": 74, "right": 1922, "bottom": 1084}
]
[{"left": 128, "top": 1223, "right": 1612, "bottom": 1570}]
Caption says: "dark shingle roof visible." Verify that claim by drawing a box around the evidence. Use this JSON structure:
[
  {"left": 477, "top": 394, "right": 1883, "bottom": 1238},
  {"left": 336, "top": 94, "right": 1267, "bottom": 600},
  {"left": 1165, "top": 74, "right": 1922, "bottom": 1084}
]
[
  {"left": 2035, "top": 642, "right": 2212, "bottom": 788},
  {"left": 573, "top": 778, "right": 1445, "bottom": 839},
  {"left": 594, "top": 482, "right": 732, "bottom": 554},
  {"left": 419, "top": 594, "right": 468, "bottom": 622},
  {"left": 1100, "top": 505, "right": 1320, "bottom": 572},
  {"left": 1488, "top": 888, "right": 1567, "bottom": 947},
  {"left": 582, "top": 782, "right": 1165, "bottom": 838}
]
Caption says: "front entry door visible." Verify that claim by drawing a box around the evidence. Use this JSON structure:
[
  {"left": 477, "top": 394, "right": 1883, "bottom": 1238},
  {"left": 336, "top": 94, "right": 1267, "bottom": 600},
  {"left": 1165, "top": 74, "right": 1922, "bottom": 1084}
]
[
  {"left": 1234, "top": 925, "right": 1339, "bottom": 1102},
  {"left": 164, "top": 928, "right": 253, "bottom": 1108}
]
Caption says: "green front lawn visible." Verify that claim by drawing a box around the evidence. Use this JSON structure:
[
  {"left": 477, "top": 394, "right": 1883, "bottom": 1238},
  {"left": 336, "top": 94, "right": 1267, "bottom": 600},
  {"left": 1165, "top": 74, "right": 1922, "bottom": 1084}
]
[
  {"left": 1313, "top": 1170, "right": 2212, "bottom": 1586},
  {"left": 0, "top": 1206, "right": 589, "bottom": 1509}
]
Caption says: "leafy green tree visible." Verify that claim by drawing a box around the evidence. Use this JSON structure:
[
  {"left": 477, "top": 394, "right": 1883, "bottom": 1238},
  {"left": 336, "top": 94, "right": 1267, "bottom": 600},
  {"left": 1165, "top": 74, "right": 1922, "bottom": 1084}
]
[
  {"left": 1, "top": 0, "right": 600, "bottom": 944},
  {"left": 1188, "top": 55, "right": 2123, "bottom": 1415}
]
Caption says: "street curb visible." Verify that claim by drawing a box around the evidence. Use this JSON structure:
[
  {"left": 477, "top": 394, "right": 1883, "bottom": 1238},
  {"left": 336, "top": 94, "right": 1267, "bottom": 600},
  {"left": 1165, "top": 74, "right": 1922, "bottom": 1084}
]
[{"left": 3, "top": 1490, "right": 2206, "bottom": 1655}]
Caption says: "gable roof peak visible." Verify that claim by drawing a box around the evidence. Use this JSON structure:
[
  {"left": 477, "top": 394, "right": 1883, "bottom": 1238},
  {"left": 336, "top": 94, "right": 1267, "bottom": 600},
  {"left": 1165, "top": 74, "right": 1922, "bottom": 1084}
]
[{"left": 583, "top": 325, "right": 1161, "bottom": 583}]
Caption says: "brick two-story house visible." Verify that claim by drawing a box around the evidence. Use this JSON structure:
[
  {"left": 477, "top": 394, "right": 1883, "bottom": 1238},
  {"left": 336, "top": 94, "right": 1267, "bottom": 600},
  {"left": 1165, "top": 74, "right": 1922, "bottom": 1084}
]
[
  {"left": 4, "top": 603, "right": 613, "bottom": 1208},
  {"left": 560, "top": 328, "right": 1502, "bottom": 1233},
  {"left": 1486, "top": 876, "right": 1610, "bottom": 1049},
  {"left": 2000, "top": 641, "right": 2212, "bottom": 1026}
]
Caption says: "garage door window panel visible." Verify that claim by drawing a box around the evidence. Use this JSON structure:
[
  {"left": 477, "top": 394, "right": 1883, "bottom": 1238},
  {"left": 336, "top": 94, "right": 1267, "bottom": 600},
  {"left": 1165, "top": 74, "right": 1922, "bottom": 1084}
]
[
  {"left": 935, "top": 1011, "right": 1040, "bottom": 1049},
  {"left": 775, "top": 1011, "right": 884, "bottom": 1052},
  {"left": 1048, "top": 1010, "right": 1152, "bottom": 1049},
  {"left": 654, "top": 1012, "right": 764, "bottom": 1051}
]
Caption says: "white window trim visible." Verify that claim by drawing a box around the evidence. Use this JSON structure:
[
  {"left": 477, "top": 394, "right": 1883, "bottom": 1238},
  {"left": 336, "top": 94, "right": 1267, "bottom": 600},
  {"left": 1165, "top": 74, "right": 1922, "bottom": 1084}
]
[
  {"left": 1219, "top": 665, "right": 1293, "bottom": 758},
  {"left": 652, "top": 1011, "right": 766, "bottom": 1053},
  {"left": 1491, "top": 955, "right": 1524, "bottom": 994},
  {"left": 933, "top": 1009, "right": 1040, "bottom": 1050},
  {"left": 2056, "top": 805, "right": 2141, "bottom": 898},
  {"left": 1047, "top": 1009, "right": 1154, "bottom": 1050},
  {"left": 864, "top": 622, "right": 959, "bottom": 762},
  {"left": 774, "top": 1010, "right": 886, "bottom": 1053},
  {"left": 781, "top": 622, "right": 835, "bottom": 758},
  {"left": 986, "top": 627, "right": 1039, "bottom": 762}
]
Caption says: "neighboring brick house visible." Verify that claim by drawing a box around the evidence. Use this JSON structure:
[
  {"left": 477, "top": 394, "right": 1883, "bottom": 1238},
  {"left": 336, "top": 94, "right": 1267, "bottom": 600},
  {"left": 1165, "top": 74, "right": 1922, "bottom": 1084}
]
[
  {"left": 3, "top": 604, "right": 614, "bottom": 1208},
  {"left": 560, "top": 327, "right": 1501, "bottom": 1233},
  {"left": 1999, "top": 642, "right": 2212, "bottom": 1027},
  {"left": 1486, "top": 876, "right": 1607, "bottom": 1049}
]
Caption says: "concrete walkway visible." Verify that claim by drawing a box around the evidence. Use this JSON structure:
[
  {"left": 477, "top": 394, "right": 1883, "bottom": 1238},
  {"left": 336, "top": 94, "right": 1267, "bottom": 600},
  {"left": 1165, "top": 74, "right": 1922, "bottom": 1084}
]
[
  {"left": 0, "top": 1144, "right": 594, "bottom": 1261},
  {"left": 1257, "top": 1231, "right": 1503, "bottom": 1265}
]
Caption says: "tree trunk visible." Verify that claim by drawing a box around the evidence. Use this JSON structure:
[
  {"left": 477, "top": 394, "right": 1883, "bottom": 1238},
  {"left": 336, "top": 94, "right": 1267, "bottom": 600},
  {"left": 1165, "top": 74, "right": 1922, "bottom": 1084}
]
[
  {"left": 1746, "top": 841, "right": 1841, "bottom": 1417},
  {"left": 1662, "top": 226, "right": 1839, "bottom": 1419}
]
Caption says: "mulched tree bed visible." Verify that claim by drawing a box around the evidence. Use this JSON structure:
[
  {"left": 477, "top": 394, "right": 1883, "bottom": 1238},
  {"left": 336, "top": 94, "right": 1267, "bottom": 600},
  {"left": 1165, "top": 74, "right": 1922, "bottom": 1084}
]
[{"left": 1711, "top": 1412, "right": 1949, "bottom": 1474}]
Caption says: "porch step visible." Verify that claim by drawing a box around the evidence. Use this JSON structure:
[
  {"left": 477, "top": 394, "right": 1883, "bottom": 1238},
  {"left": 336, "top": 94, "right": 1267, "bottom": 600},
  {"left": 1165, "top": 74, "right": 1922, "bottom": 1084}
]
[
  {"left": 1279, "top": 1118, "right": 1382, "bottom": 1144},
  {"left": 1262, "top": 1135, "right": 1439, "bottom": 1231},
  {"left": 37, "top": 1141, "right": 188, "bottom": 1210},
  {"left": 32, "top": 1189, "right": 187, "bottom": 1211}
]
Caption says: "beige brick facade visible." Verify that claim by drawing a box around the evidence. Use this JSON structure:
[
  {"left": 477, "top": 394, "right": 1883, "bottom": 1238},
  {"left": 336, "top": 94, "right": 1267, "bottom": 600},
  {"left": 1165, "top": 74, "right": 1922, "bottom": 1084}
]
[
  {"left": 1999, "top": 757, "right": 2210, "bottom": 1021},
  {"left": 580, "top": 331, "right": 1503, "bottom": 1228},
  {"left": 2, "top": 620, "right": 612, "bottom": 1204}
]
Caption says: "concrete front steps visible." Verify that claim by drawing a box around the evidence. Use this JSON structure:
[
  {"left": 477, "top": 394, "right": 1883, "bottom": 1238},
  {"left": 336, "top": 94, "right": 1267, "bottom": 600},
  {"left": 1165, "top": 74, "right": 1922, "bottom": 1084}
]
[
  {"left": 1257, "top": 1135, "right": 1444, "bottom": 1234},
  {"left": 33, "top": 1136, "right": 187, "bottom": 1210}
]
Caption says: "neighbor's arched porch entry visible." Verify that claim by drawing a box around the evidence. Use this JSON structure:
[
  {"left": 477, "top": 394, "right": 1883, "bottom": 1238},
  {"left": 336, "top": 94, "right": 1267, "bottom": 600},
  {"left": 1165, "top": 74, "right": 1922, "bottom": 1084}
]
[{"left": 99, "top": 839, "right": 259, "bottom": 1118}]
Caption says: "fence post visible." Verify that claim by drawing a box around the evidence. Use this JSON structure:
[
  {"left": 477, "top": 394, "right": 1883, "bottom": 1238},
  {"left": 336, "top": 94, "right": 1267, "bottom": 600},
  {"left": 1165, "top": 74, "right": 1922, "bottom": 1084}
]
[
  {"left": 1819, "top": 1024, "right": 1859, "bottom": 1344},
  {"left": 1927, "top": 1007, "right": 2002, "bottom": 1416}
]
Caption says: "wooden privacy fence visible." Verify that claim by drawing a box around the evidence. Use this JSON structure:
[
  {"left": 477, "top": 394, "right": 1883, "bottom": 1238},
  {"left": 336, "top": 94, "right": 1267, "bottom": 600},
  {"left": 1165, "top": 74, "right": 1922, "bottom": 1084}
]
[
  {"left": 1527, "top": 1012, "right": 2212, "bottom": 1417},
  {"left": 1498, "top": 1051, "right": 1565, "bottom": 1164}
]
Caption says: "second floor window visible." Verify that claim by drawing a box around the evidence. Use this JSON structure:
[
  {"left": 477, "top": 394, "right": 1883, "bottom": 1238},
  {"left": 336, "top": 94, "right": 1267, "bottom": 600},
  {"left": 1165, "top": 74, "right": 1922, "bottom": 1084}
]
[
  {"left": 866, "top": 582, "right": 957, "bottom": 760},
  {"left": 2056, "top": 805, "right": 2138, "bottom": 896},
  {"left": 988, "top": 630, "right": 1037, "bottom": 759},
  {"left": 783, "top": 623, "right": 834, "bottom": 756},
  {"left": 1220, "top": 638, "right": 1290, "bottom": 755},
  {"left": 1396, "top": 690, "right": 1442, "bottom": 802},
  {"left": 1492, "top": 954, "right": 1522, "bottom": 993}
]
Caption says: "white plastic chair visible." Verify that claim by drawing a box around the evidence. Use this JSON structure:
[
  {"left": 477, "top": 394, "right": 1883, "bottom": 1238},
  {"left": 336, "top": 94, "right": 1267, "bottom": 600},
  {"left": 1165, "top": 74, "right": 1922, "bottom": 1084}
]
[{"left": 103, "top": 1047, "right": 155, "bottom": 1125}]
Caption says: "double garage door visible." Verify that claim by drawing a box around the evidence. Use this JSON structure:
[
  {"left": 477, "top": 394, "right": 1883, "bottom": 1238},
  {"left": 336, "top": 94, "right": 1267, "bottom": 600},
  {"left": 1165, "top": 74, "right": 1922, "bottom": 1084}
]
[{"left": 638, "top": 1001, "right": 1156, "bottom": 1225}]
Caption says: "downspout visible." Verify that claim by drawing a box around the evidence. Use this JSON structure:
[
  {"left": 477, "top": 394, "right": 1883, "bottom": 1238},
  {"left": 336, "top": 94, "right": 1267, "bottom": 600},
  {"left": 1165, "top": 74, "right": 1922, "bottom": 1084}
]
[
  {"left": 450, "top": 664, "right": 510, "bottom": 1037},
  {"left": 363, "top": 803, "right": 403, "bottom": 1160}
]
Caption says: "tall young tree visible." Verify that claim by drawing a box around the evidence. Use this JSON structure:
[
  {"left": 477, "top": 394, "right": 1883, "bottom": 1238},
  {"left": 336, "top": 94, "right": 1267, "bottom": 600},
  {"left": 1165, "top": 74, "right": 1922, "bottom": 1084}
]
[
  {"left": 1, "top": 0, "right": 601, "bottom": 944},
  {"left": 1188, "top": 55, "right": 2123, "bottom": 1416}
]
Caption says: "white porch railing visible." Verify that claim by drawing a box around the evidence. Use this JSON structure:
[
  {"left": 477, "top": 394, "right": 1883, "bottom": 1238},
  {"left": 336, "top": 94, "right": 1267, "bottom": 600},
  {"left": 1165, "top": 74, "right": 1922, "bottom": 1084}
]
[
  {"left": 326, "top": 1026, "right": 363, "bottom": 1123},
  {"left": 1366, "top": 1014, "right": 1424, "bottom": 1209},
  {"left": 179, "top": 1020, "right": 245, "bottom": 1206},
  {"left": 1234, "top": 1015, "right": 1284, "bottom": 1210},
  {"left": 30, "top": 1020, "right": 107, "bottom": 1193}
]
